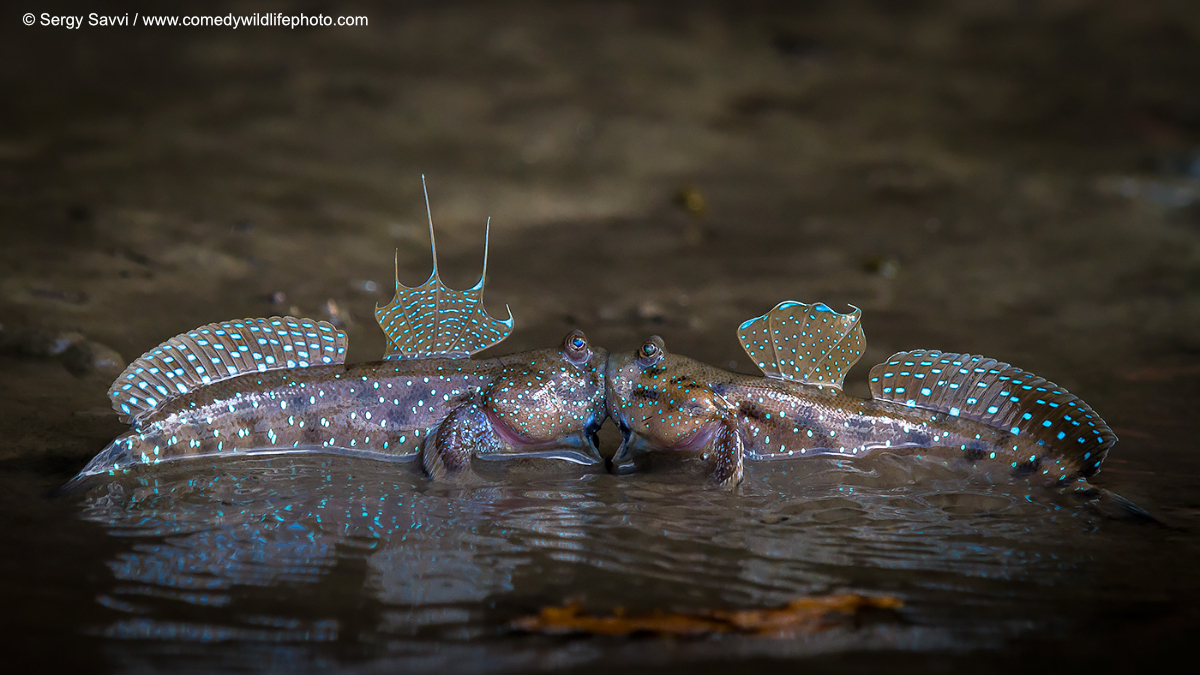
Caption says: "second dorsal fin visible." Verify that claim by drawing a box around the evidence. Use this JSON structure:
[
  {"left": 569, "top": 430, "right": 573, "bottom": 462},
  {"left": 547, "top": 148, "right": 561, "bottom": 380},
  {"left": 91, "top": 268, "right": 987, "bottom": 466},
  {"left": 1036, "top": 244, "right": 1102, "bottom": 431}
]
[
  {"left": 737, "top": 301, "right": 865, "bottom": 389},
  {"left": 374, "top": 177, "right": 514, "bottom": 360},
  {"left": 868, "top": 350, "right": 1116, "bottom": 477},
  {"left": 107, "top": 316, "right": 347, "bottom": 426}
]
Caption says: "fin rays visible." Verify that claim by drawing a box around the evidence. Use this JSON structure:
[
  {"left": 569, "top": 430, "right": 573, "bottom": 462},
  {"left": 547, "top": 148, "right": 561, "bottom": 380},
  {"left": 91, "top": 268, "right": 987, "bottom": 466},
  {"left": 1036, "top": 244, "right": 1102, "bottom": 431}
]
[
  {"left": 868, "top": 350, "right": 1116, "bottom": 477},
  {"left": 108, "top": 317, "right": 347, "bottom": 426},
  {"left": 374, "top": 179, "right": 513, "bottom": 360}
]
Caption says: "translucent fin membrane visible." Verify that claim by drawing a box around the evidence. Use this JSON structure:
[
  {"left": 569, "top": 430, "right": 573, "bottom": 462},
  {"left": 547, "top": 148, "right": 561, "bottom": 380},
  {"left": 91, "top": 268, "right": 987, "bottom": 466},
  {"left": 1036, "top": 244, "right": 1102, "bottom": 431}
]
[
  {"left": 868, "top": 350, "right": 1117, "bottom": 477},
  {"left": 107, "top": 317, "right": 347, "bottom": 425},
  {"left": 375, "top": 270, "right": 513, "bottom": 360},
  {"left": 374, "top": 181, "right": 513, "bottom": 360},
  {"left": 737, "top": 301, "right": 865, "bottom": 390}
]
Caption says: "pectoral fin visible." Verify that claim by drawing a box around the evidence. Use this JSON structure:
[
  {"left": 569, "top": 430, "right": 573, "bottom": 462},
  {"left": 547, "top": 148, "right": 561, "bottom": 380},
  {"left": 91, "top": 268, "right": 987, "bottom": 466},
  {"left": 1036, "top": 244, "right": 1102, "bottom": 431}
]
[
  {"left": 420, "top": 400, "right": 503, "bottom": 480},
  {"left": 708, "top": 413, "right": 745, "bottom": 487}
]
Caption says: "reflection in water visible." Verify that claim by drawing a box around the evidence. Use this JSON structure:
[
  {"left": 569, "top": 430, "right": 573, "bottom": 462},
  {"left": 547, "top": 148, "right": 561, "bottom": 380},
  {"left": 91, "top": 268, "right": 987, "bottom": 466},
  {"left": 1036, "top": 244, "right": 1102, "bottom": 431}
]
[{"left": 76, "top": 454, "right": 1104, "bottom": 672}]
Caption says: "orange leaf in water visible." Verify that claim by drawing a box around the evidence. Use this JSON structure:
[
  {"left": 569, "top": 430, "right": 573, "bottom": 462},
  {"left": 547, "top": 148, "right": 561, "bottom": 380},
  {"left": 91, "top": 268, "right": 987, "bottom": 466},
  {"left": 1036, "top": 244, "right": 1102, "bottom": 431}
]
[
  {"left": 512, "top": 593, "right": 902, "bottom": 637},
  {"left": 706, "top": 593, "right": 904, "bottom": 636}
]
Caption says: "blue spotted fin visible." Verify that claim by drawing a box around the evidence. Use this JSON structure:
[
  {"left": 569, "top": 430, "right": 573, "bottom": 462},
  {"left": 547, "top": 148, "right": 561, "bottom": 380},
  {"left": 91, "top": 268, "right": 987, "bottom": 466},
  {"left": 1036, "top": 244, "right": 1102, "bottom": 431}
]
[
  {"left": 374, "top": 178, "right": 513, "bottom": 360},
  {"left": 107, "top": 316, "right": 347, "bottom": 425},
  {"left": 737, "top": 301, "right": 865, "bottom": 390},
  {"left": 868, "top": 350, "right": 1116, "bottom": 477}
]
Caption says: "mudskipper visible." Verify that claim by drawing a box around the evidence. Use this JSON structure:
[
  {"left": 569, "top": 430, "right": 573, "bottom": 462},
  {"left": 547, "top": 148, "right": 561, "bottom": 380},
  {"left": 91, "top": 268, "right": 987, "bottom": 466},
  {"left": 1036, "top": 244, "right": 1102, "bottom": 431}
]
[
  {"left": 69, "top": 182, "right": 607, "bottom": 488},
  {"left": 607, "top": 300, "right": 1133, "bottom": 512}
]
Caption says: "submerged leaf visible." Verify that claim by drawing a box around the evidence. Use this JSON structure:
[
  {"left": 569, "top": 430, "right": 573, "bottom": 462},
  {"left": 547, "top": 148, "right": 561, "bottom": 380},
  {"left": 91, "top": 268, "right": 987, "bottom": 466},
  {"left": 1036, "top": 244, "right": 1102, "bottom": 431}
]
[{"left": 512, "top": 593, "right": 902, "bottom": 637}]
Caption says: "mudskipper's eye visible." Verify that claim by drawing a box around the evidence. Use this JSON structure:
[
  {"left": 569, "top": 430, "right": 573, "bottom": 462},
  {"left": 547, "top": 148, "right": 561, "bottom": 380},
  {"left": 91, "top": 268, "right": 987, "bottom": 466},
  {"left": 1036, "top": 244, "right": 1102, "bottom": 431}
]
[
  {"left": 563, "top": 329, "right": 591, "bottom": 364},
  {"left": 637, "top": 336, "right": 665, "bottom": 367}
]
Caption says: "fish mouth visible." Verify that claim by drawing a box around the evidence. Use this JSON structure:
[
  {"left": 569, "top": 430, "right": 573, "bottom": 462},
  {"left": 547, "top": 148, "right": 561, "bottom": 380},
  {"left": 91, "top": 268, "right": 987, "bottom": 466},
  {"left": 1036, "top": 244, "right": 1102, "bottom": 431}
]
[
  {"left": 584, "top": 413, "right": 604, "bottom": 456},
  {"left": 610, "top": 417, "right": 639, "bottom": 473},
  {"left": 609, "top": 420, "right": 720, "bottom": 478},
  {"left": 608, "top": 407, "right": 646, "bottom": 465},
  {"left": 475, "top": 430, "right": 604, "bottom": 466},
  {"left": 484, "top": 407, "right": 605, "bottom": 466},
  {"left": 605, "top": 350, "right": 648, "bottom": 471},
  {"left": 610, "top": 417, "right": 721, "bottom": 474}
]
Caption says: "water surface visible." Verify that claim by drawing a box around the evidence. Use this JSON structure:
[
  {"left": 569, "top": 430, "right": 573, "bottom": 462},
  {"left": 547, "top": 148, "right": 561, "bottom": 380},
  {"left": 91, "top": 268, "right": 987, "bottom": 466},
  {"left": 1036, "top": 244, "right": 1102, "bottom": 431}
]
[{"left": 10, "top": 410, "right": 1190, "bottom": 674}]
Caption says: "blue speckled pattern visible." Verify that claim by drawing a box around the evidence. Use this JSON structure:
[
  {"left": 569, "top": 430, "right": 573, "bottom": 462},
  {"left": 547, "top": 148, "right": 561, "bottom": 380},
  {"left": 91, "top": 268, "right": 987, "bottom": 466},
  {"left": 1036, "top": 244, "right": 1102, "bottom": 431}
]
[
  {"left": 374, "top": 177, "right": 513, "bottom": 360},
  {"left": 70, "top": 181, "right": 608, "bottom": 489},
  {"left": 868, "top": 350, "right": 1116, "bottom": 477},
  {"left": 106, "top": 317, "right": 347, "bottom": 424},
  {"left": 609, "top": 302, "right": 1120, "bottom": 488},
  {"left": 76, "top": 339, "right": 607, "bottom": 487},
  {"left": 737, "top": 301, "right": 864, "bottom": 390}
]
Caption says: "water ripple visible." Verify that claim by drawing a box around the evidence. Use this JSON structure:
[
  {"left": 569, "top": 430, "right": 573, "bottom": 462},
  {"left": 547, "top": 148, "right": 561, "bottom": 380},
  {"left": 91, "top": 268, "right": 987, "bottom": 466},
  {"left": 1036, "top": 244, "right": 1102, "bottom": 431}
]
[{"left": 73, "top": 453, "right": 1117, "bottom": 671}]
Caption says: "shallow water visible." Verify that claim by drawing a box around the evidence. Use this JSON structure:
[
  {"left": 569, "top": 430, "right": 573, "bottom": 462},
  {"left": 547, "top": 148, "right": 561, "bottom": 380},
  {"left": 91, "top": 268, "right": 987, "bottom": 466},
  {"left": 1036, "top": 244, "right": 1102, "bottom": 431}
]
[
  {"left": 4, "top": 0, "right": 1200, "bottom": 672},
  {"left": 8, "top": 415, "right": 1195, "bottom": 674}
]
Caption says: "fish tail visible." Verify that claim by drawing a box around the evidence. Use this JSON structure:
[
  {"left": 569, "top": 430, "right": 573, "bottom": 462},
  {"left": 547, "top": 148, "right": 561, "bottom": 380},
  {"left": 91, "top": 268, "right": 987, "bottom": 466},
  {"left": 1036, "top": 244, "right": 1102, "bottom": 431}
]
[
  {"left": 1064, "top": 479, "right": 1158, "bottom": 523},
  {"left": 63, "top": 423, "right": 272, "bottom": 490},
  {"left": 61, "top": 416, "right": 422, "bottom": 492},
  {"left": 868, "top": 350, "right": 1116, "bottom": 478},
  {"left": 58, "top": 430, "right": 153, "bottom": 492}
]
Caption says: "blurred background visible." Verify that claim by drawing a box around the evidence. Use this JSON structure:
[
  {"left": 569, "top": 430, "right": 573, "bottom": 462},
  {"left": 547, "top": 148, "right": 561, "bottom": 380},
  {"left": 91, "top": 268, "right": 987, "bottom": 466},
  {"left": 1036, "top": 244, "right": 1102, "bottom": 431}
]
[{"left": 2, "top": 0, "right": 1199, "bottom": 672}]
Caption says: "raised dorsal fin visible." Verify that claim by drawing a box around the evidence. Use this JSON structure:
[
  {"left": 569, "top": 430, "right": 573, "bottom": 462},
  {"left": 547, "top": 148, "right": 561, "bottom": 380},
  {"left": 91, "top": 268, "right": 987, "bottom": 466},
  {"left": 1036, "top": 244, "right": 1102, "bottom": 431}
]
[
  {"left": 374, "top": 177, "right": 513, "bottom": 360},
  {"left": 737, "top": 301, "right": 865, "bottom": 390},
  {"left": 108, "top": 316, "right": 347, "bottom": 425},
  {"left": 868, "top": 350, "right": 1116, "bottom": 478}
]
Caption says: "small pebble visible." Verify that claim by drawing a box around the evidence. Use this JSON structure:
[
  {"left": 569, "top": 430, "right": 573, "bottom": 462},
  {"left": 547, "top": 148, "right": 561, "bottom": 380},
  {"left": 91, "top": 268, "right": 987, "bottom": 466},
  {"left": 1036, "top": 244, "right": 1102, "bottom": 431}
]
[
  {"left": 862, "top": 255, "right": 900, "bottom": 279},
  {"left": 636, "top": 301, "right": 665, "bottom": 322},
  {"left": 673, "top": 186, "right": 707, "bottom": 217},
  {"left": 61, "top": 340, "right": 125, "bottom": 377},
  {"left": 325, "top": 298, "right": 349, "bottom": 327}
]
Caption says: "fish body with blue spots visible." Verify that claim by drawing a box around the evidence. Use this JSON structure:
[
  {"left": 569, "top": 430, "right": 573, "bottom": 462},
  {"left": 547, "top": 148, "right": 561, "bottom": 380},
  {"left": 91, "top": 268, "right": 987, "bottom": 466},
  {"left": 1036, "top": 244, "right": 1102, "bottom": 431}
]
[
  {"left": 607, "top": 301, "right": 1117, "bottom": 489},
  {"left": 69, "top": 186, "right": 608, "bottom": 487},
  {"left": 71, "top": 328, "right": 607, "bottom": 487}
]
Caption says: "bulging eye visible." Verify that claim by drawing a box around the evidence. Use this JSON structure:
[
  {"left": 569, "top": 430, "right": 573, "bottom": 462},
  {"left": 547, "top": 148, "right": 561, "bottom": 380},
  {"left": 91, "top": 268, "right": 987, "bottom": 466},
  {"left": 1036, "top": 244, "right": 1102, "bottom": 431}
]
[
  {"left": 637, "top": 336, "right": 665, "bottom": 367},
  {"left": 563, "top": 329, "right": 591, "bottom": 363}
]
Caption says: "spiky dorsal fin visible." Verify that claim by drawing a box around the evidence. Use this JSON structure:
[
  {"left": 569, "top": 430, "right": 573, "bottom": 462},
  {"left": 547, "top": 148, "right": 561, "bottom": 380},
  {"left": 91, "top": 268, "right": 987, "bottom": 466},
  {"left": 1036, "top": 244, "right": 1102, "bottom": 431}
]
[
  {"left": 374, "top": 177, "right": 513, "bottom": 360},
  {"left": 108, "top": 316, "right": 347, "bottom": 425},
  {"left": 737, "top": 301, "right": 865, "bottom": 390}
]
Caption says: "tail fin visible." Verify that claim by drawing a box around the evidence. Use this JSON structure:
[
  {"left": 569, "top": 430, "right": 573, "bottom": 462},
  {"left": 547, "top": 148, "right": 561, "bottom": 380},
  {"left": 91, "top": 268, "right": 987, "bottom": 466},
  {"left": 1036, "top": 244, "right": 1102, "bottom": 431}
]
[
  {"left": 868, "top": 350, "right": 1116, "bottom": 477},
  {"left": 55, "top": 431, "right": 146, "bottom": 494},
  {"left": 1068, "top": 482, "right": 1159, "bottom": 523}
]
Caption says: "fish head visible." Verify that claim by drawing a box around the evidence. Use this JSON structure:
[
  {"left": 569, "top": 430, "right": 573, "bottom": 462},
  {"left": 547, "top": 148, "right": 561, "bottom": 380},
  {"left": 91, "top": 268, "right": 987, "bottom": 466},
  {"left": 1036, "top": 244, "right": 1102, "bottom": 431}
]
[
  {"left": 482, "top": 329, "right": 609, "bottom": 466},
  {"left": 606, "top": 336, "right": 730, "bottom": 473}
]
